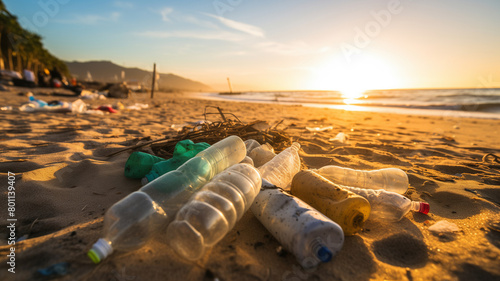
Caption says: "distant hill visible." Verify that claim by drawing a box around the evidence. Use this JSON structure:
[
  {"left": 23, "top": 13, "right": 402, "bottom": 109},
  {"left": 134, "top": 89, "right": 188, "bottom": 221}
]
[{"left": 66, "top": 60, "right": 212, "bottom": 92}]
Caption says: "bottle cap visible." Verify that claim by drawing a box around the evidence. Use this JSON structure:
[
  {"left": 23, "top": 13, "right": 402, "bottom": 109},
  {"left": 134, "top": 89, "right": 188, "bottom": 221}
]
[
  {"left": 87, "top": 238, "right": 113, "bottom": 264},
  {"left": 418, "top": 202, "right": 430, "bottom": 214},
  {"left": 316, "top": 246, "right": 333, "bottom": 263}
]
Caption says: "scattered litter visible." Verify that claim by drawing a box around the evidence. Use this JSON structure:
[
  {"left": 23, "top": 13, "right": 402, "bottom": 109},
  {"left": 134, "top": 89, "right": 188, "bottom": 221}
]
[
  {"left": 79, "top": 89, "right": 107, "bottom": 100},
  {"left": 126, "top": 103, "right": 149, "bottom": 110},
  {"left": 306, "top": 126, "right": 333, "bottom": 132},
  {"left": 36, "top": 262, "right": 70, "bottom": 277},
  {"left": 97, "top": 105, "right": 118, "bottom": 113},
  {"left": 329, "top": 132, "right": 349, "bottom": 144},
  {"left": 428, "top": 220, "right": 461, "bottom": 234},
  {"left": 251, "top": 121, "right": 271, "bottom": 131},
  {"left": 1, "top": 106, "right": 12, "bottom": 110}
]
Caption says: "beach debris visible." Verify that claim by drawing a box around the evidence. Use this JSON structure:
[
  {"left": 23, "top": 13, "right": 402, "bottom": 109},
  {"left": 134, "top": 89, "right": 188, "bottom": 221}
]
[
  {"left": 329, "top": 132, "right": 349, "bottom": 144},
  {"left": 251, "top": 121, "right": 271, "bottom": 131},
  {"left": 79, "top": 89, "right": 107, "bottom": 100},
  {"left": 36, "top": 262, "right": 70, "bottom": 277},
  {"left": 107, "top": 83, "right": 130, "bottom": 98},
  {"left": 306, "top": 126, "right": 333, "bottom": 132},
  {"left": 248, "top": 143, "right": 276, "bottom": 167},
  {"left": 126, "top": 103, "right": 149, "bottom": 110},
  {"left": 1, "top": 106, "right": 13, "bottom": 110},
  {"left": 97, "top": 105, "right": 118, "bottom": 113},
  {"left": 428, "top": 220, "right": 461, "bottom": 234}
]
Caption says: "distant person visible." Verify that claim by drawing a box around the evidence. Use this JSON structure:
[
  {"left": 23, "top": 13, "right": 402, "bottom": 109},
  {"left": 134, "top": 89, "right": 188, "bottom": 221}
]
[
  {"left": 37, "top": 69, "right": 50, "bottom": 87},
  {"left": 50, "top": 67, "right": 63, "bottom": 88}
]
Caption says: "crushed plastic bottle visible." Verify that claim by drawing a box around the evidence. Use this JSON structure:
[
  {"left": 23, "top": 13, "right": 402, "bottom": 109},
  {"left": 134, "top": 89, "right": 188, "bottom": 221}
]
[
  {"left": 251, "top": 189, "right": 344, "bottom": 268},
  {"left": 142, "top": 140, "right": 210, "bottom": 184},
  {"left": 248, "top": 143, "right": 276, "bottom": 167},
  {"left": 258, "top": 142, "right": 301, "bottom": 189},
  {"left": 87, "top": 135, "right": 246, "bottom": 263},
  {"left": 167, "top": 163, "right": 261, "bottom": 260},
  {"left": 315, "top": 166, "right": 409, "bottom": 194},
  {"left": 124, "top": 152, "right": 165, "bottom": 179},
  {"left": 340, "top": 184, "right": 430, "bottom": 221},
  {"left": 291, "top": 170, "right": 370, "bottom": 235}
]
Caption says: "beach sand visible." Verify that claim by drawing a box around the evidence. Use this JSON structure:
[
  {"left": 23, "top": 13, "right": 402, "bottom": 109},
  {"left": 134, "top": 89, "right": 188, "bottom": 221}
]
[{"left": 0, "top": 88, "right": 499, "bottom": 281}]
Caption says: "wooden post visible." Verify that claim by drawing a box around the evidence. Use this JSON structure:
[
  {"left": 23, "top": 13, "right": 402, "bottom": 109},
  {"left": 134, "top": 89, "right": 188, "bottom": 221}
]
[
  {"left": 150, "top": 63, "right": 156, "bottom": 99},
  {"left": 227, "top": 77, "right": 233, "bottom": 94}
]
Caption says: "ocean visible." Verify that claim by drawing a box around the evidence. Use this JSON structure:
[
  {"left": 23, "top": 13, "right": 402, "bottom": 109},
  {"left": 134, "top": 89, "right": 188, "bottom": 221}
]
[{"left": 201, "top": 88, "right": 500, "bottom": 119}]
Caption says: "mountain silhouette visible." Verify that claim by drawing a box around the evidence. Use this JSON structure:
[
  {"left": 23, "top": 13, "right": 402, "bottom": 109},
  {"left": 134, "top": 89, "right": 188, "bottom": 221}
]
[{"left": 66, "top": 60, "right": 212, "bottom": 92}]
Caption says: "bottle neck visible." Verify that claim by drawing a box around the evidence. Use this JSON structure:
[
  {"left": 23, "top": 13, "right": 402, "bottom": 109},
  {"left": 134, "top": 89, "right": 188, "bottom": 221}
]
[
  {"left": 410, "top": 201, "right": 430, "bottom": 214},
  {"left": 310, "top": 237, "right": 332, "bottom": 263}
]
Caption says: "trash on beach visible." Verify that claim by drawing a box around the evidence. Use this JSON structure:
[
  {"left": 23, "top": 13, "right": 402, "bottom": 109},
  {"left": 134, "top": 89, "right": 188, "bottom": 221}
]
[
  {"left": 142, "top": 139, "right": 211, "bottom": 184},
  {"left": 329, "top": 132, "right": 349, "bottom": 144},
  {"left": 36, "top": 262, "right": 70, "bottom": 277},
  {"left": 166, "top": 163, "right": 262, "bottom": 260},
  {"left": 79, "top": 89, "right": 107, "bottom": 100},
  {"left": 107, "top": 83, "right": 130, "bottom": 98},
  {"left": 291, "top": 170, "right": 370, "bottom": 235},
  {"left": 97, "top": 105, "right": 118, "bottom": 113},
  {"left": 88, "top": 136, "right": 246, "bottom": 263},
  {"left": 428, "top": 220, "right": 461, "bottom": 234},
  {"left": 126, "top": 103, "right": 149, "bottom": 110},
  {"left": 248, "top": 143, "right": 276, "bottom": 168},
  {"left": 251, "top": 121, "right": 271, "bottom": 131},
  {"left": 1, "top": 106, "right": 13, "bottom": 110},
  {"left": 306, "top": 126, "right": 333, "bottom": 132}
]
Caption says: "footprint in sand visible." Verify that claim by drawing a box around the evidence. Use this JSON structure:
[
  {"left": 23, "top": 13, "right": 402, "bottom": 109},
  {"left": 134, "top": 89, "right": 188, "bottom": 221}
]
[{"left": 372, "top": 233, "right": 428, "bottom": 268}]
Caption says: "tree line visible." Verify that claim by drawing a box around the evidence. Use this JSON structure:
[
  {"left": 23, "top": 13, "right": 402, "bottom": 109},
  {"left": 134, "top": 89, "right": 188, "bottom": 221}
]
[{"left": 0, "top": 0, "right": 69, "bottom": 77}]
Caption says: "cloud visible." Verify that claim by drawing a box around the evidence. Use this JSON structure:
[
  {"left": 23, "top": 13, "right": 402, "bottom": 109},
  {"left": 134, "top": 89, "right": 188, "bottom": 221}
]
[
  {"left": 54, "top": 12, "right": 121, "bottom": 25},
  {"left": 160, "top": 7, "right": 173, "bottom": 22},
  {"left": 139, "top": 30, "right": 246, "bottom": 42},
  {"left": 204, "top": 13, "right": 264, "bottom": 37},
  {"left": 113, "top": 1, "right": 133, "bottom": 9}
]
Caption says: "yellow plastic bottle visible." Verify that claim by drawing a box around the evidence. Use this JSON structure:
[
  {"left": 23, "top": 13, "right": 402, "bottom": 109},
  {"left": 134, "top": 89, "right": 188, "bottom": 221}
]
[{"left": 291, "top": 170, "right": 371, "bottom": 235}]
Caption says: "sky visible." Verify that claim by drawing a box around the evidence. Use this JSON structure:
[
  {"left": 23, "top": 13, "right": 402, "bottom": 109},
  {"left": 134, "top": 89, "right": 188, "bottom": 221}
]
[{"left": 5, "top": 0, "right": 500, "bottom": 92}]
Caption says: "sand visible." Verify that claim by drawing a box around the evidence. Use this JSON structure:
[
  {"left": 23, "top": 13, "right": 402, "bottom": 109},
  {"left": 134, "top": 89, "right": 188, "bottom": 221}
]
[{"left": 0, "top": 87, "right": 499, "bottom": 281}]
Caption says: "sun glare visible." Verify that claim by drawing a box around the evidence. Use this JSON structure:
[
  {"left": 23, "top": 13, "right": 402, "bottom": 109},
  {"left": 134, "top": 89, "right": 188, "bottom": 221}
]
[{"left": 311, "top": 54, "right": 403, "bottom": 103}]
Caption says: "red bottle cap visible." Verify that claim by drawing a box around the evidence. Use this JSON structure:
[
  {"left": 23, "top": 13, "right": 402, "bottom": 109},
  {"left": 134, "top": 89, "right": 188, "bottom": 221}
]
[{"left": 419, "top": 202, "right": 430, "bottom": 214}]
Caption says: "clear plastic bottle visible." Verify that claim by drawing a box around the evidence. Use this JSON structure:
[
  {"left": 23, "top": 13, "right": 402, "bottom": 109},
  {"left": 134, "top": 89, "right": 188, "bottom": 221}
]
[
  {"left": 291, "top": 170, "right": 370, "bottom": 236},
  {"left": 339, "top": 185, "right": 430, "bottom": 221},
  {"left": 124, "top": 152, "right": 165, "bottom": 179},
  {"left": 251, "top": 189, "right": 344, "bottom": 268},
  {"left": 244, "top": 139, "right": 261, "bottom": 155},
  {"left": 315, "top": 166, "right": 409, "bottom": 194},
  {"left": 249, "top": 143, "right": 276, "bottom": 168},
  {"left": 166, "top": 163, "right": 262, "bottom": 260},
  {"left": 87, "top": 135, "right": 246, "bottom": 263},
  {"left": 142, "top": 140, "right": 210, "bottom": 183},
  {"left": 258, "top": 142, "right": 301, "bottom": 189}
]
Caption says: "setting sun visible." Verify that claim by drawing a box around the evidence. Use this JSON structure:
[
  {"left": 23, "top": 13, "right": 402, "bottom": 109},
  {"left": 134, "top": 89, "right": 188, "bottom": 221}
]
[{"left": 311, "top": 54, "right": 404, "bottom": 102}]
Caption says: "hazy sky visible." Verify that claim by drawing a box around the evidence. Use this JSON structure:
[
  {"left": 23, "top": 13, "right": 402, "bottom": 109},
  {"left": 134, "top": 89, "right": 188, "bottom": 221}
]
[{"left": 5, "top": 0, "right": 500, "bottom": 91}]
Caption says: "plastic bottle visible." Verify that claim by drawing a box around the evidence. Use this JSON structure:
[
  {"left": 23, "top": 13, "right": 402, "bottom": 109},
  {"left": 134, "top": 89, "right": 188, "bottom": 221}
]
[
  {"left": 339, "top": 185, "right": 430, "bottom": 221},
  {"left": 244, "top": 139, "right": 261, "bottom": 155},
  {"left": 142, "top": 140, "right": 210, "bottom": 184},
  {"left": 166, "top": 163, "right": 262, "bottom": 260},
  {"left": 249, "top": 143, "right": 276, "bottom": 168},
  {"left": 251, "top": 189, "right": 344, "bottom": 268},
  {"left": 27, "top": 92, "right": 48, "bottom": 107},
  {"left": 87, "top": 135, "right": 246, "bottom": 263},
  {"left": 124, "top": 152, "right": 165, "bottom": 179},
  {"left": 258, "top": 142, "right": 301, "bottom": 189},
  {"left": 291, "top": 170, "right": 371, "bottom": 235},
  {"left": 315, "top": 166, "right": 409, "bottom": 194}
]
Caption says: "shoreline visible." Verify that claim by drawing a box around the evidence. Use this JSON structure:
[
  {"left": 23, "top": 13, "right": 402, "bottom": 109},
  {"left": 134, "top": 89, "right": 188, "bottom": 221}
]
[{"left": 196, "top": 92, "right": 500, "bottom": 120}]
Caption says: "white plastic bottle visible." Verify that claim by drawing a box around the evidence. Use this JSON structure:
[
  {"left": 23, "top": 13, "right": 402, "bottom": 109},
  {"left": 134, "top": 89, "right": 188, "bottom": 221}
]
[
  {"left": 166, "top": 163, "right": 262, "bottom": 260},
  {"left": 87, "top": 135, "right": 246, "bottom": 263},
  {"left": 258, "top": 142, "right": 301, "bottom": 189},
  {"left": 340, "top": 185, "right": 430, "bottom": 221},
  {"left": 315, "top": 166, "right": 409, "bottom": 194},
  {"left": 251, "top": 189, "right": 344, "bottom": 268}
]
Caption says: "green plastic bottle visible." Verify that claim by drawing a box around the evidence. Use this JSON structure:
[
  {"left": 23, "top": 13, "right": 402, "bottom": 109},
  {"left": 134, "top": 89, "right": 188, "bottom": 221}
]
[
  {"left": 124, "top": 152, "right": 165, "bottom": 179},
  {"left": 142, "top": 140, "right": 210, "bottom": 184}
]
